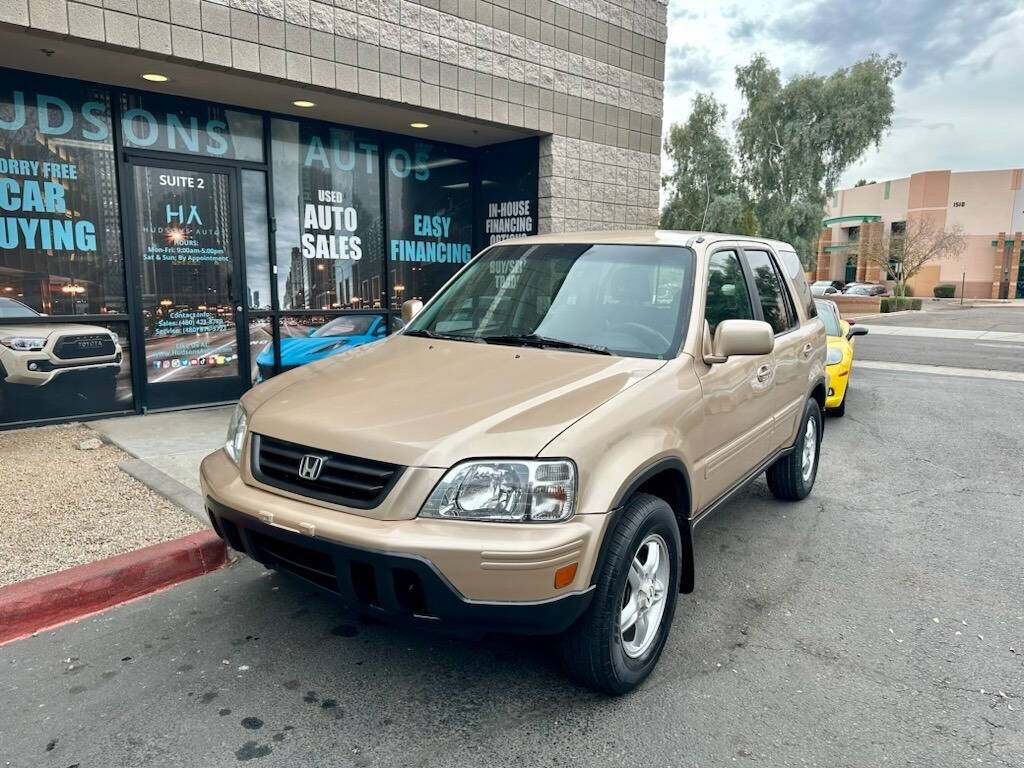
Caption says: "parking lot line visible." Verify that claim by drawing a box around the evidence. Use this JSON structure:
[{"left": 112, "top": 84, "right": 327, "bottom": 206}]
[{"left": 856, "top": 359, "right": 1024, "bottom": 382}]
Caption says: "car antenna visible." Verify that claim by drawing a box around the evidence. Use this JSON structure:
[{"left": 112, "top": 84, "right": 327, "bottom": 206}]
[{"left": 699, "top": 173, "right": 711, "bottom": 233}]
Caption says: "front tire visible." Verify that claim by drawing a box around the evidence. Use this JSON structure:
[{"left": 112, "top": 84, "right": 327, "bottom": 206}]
[
  {"left": 766, "top": 398, "right": 822, "bottom": 500},
  {"left": 559, "top": 493, "right": 681, "bottom": 695},
  {"left": 830, "top": 393, "right": 846, "bottom": 417}
]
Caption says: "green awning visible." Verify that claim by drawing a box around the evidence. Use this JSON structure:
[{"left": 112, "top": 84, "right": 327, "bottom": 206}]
[{"left": 822, "top": 214, "right": 881, "bottom": 227}]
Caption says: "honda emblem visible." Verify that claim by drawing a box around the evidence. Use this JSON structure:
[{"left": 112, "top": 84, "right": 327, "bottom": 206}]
[{"left": 298, "top": 454, "right": 325, "bottom": 480}]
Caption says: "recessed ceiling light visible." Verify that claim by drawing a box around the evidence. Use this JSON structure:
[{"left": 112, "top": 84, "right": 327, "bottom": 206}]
[
  {"left": 409, "top": 122, "right": 429, "bottom": 129},
  {"left": 293, "top": 100, "right": 316, "bottom": 108},
  {"left": 141, "top": 73, "right": 170, "bottom": 82}
]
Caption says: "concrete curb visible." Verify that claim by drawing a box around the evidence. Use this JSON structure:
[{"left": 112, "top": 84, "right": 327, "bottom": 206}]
[
  {"left": 119, "top": 457, "right": 209, "bottom": 525},
  {"left": 0, "top": 530, "right": 226, "bottom": 646}
]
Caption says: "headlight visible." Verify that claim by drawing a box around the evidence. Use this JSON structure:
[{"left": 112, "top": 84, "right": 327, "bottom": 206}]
[
  {"left": 419, "top": 460, "right": 577, "bottom": 522},
  {"left": 224, "top": 403, "right": 248, "bottom": 465},
  {"left": 1, "top": 336, "right": 47, "bottom": 351},
  {"left": 826, "top": 347, "right": 843, "bottom": 365}
]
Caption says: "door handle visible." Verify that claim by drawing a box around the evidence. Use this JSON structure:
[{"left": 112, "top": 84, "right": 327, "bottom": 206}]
[
  {"left": 801, "top": 343, "right": 813, "bottom": 358},
  {"left": 756, "top": 364, "right": 773, "bottom": 383}
]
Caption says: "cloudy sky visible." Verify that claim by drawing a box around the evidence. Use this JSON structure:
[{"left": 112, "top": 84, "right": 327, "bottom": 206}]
[{"left": 662, "top": 0, "right": 1024, "bottom": 189}]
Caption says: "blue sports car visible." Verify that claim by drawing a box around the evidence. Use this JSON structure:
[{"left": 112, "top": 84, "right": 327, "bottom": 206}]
[{"left": 256, "top": 315, "right": 401, "bottom": 381}]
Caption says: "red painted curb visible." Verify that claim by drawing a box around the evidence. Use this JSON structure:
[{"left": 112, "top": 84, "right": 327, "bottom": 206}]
[{"left": 0, "top": 530, "right": 226, "bottom": 645}]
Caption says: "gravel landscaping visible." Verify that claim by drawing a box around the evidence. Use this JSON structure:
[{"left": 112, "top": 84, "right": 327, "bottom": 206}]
[{"left": 0, "top": 424, "right": 204, "bottom": 587}]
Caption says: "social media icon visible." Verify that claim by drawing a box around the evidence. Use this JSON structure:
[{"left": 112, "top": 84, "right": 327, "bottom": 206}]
[
  {"left": 181, "top": 359, "right": 190, "bottom": 367},
  {"left": 153, "top": 361, "right": 161, "bottom": 369},
  {"left": 171, "top": 359, "right": 180, "bottom": 368},
  {"left": 198, "top": 357, "right": 207, "bottom": 365},
  {"left": 162, "top": 360, "right": 171, "bottom": 368}
]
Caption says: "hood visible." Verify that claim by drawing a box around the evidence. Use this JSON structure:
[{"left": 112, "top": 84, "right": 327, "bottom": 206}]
[
  {"left": 246, "top": 334, "right": 664, "bottom": 468},
  {"left": 0, "top": 322, "right": 111, "bottom": 338}
]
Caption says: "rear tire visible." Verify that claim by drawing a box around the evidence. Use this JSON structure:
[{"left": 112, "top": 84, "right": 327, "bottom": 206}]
[
  {"left": 559, "top": 493, "right": 681, "bottom": 695},
  {"left": 766, "top": 398, "right": 821, "bottom": 501}
]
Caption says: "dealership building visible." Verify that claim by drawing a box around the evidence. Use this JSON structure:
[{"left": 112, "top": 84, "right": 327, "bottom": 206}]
[
  {"left": 0, "top": 0, "right": 667, "bottom": 427},
  {"left": 815, "top": 168, "right": 1024, "bottom": 299}
]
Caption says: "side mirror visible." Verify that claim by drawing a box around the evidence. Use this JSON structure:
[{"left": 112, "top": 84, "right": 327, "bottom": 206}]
[
  {"left": 704, "top": 319, "right": 775, "bottom": 364},
  {"left": 401, "top": 299, "right": 423, "bottom": 323},
  {"left": 847, "top": 325, "right": 868, "bottom": 339}
]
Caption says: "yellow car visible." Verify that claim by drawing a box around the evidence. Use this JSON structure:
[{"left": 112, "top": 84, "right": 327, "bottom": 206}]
[{"left": 814, "top": 299, "right": 867, "bottom": 416}]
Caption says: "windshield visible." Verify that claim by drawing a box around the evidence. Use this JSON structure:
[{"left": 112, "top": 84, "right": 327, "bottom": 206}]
[
  {"left": 0, "top": 298, "right": 40, "bottom": 318},
  {"left": 407, "top": 243, "right": 695, "bottom": 359},
  {"left": 311, "top": 316, "right": 375, "bottom": 337},
  {"left": 814, "top": 299, "right": 842, "bottom": 336}
]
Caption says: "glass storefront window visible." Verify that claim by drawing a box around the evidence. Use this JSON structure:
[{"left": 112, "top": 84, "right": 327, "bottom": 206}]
[
  {"left": 242, "top": 170, "right": 271, "bottom": 310},
  {"left": 0, "top": 318, "right": 132, "bottom": 424},
  {"left": 0, "top": 79, "right": 125, "bottom": 315},
  {"left": 132, "top": 165, "right": 240, "bottom": 385},
  {"left": 248, "top": 316, "right": 273, "bottom": 385},
  {"left": 119, "top": 93, "right": 263, "bottom": 162},
  {"left": 268, "top": 313, "right": 399, "bottom": 376},
  {"left": 478, "top": 138, "right": 539, "bottom": 250},
  {"left": 386, "top": 140, "right": 473, "bottom": 309},
  {"left": 271, "top": 118, "right": 384, "bottom": 311}
]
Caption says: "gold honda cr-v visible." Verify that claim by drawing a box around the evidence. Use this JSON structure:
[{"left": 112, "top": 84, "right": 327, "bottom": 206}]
[{"left": 201, "top": 231, "right": 826, "bottom": 694}]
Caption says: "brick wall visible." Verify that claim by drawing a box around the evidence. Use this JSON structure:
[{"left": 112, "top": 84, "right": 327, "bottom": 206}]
[{"left": 3, "top": 0, "right": 667, "bottom": 233}]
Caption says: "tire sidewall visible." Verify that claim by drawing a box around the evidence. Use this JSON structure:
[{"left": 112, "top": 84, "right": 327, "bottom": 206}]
[
  {"left": 604, "top": 500, "right": 681, "bottom": 687},
  {"left": 798, "top": 400, "right": 822, "bottom": 492}
]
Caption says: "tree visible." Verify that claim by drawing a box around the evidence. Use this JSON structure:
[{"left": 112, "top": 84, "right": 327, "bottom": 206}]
[
  {"left": 733, "top": 53, "right": 904, "bottom": 260},
  {"left": 660, "top": 54, "right": 903, "bottom": 261},
  {"left": 867, "top": 217, "right": 966, "bottom": 297},
  {"left": 660, "top": 93, "right": 738, "bottom": 231}
]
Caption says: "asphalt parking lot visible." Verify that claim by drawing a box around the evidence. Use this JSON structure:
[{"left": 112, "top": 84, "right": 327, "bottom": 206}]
[
  {"left": 2, "top": 320, "right": 1023, "bottom": 767},
  {"left": 856, "top": 306, "right": 1024, "bottom": 371}
]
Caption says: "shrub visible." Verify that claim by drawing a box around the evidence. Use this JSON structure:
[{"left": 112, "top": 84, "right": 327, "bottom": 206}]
[
  {"left": 933, "top": 283, "right": 956, "bottom": 299},
  {"left": 880, "top": 297, "right": 923, "bottom": 313}
]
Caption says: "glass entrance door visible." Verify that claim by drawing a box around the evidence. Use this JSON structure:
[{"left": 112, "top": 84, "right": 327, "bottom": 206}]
[{"left": 129, "top": 162, "right": 249, "bottom": 409}]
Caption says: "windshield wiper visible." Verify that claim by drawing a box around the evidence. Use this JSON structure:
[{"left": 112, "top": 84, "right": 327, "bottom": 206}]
[
  {"left": 404, "top": 329, "right": 484, "bottom": 343},
  {"left": 479, "top": 334, "right": 612, "bottom": 355}
]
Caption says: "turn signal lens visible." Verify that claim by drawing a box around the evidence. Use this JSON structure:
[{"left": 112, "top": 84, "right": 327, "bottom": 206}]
[{"left": 554, "top": 563, "right": 578, "bottom": 589}]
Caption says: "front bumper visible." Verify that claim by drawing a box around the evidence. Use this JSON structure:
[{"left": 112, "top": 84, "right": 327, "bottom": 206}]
[
  {"left": 200, "top": 448, "right": 607, "bottom": 634},
  {"left": 825, "top": 362, "right": 850, "bottom": 408},
  {"left": 207, "top": 496, "right": 593, "bottom": 635},
  {"left": 0, "top": 354, "right": 121, "bottom": 388}
]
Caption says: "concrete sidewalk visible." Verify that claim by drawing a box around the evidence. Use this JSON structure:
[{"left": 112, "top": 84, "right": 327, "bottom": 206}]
[
  {"left": 857, "top": 324, "right": 1024, "bottom": 343},
  {"left": 91, "top": 405, "right": 234, "bottom": 523}
]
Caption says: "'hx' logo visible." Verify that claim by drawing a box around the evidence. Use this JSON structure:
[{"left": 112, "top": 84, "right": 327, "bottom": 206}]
[{"left": 166, "top": 204, "right": 202, "bottom": 225}]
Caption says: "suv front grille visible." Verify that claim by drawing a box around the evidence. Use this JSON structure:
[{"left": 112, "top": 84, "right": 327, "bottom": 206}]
[
  {"left": 250, "top": 434, "right": 403, "bottom": 509},
  {"left": 53, "top": 333, "right": 115, "bottom": 360}
]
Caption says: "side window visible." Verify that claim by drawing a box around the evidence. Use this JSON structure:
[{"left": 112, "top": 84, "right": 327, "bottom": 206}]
[
  {"left": 745, "top": 250, "right": 795, "bottom": 334},
  {"left": 778, "top": 249, "right": 816, "bottom": 318},
  {"left": 704, "top": 250, "right": 754, "bottom": 336}
]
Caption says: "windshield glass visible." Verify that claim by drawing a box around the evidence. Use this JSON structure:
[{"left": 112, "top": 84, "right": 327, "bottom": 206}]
[
  {"left": 0, "top": 298, "right": 40, "bottom": 318},
  {"left": 407, "top": 243, "right": 695, "bottom": 358},
  {"left": 814, "top": 299, "right": 842, "bottom": 336},
  {"left": 311, "top": 316, "right": 375, "bottom": 337}
]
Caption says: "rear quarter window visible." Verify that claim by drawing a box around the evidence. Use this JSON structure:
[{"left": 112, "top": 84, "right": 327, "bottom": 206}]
[{"left": 778, "top": 250, "right": 816, "bottom": 319}]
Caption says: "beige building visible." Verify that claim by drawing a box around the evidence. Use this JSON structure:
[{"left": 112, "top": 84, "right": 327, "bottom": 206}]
[{"left": 816, "top": 169, "right": 1024, "bottom": 299}]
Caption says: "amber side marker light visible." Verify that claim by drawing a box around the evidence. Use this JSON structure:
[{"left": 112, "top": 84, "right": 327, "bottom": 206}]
[{"left": 554, "top": 563, "right": 578, "bottom": 589}]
